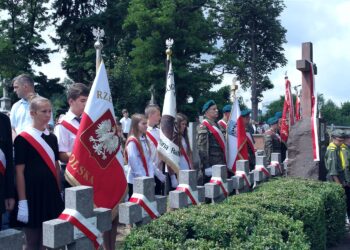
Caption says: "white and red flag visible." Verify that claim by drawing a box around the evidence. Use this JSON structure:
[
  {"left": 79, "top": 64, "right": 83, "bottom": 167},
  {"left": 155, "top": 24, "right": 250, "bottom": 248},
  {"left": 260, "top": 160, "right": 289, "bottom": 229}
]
[
  {"left": 280, "top": 77, "right": 295, "bottom": 143},
  {"left": 226, "top": 98, "right": 248, "bottom": 173},
  {"left": 295, "top": 94, "right": 301, "bottom": 121},
  {"left": 157, "top": 60, "right": 180, "bottom": 174},
  {"left": 65, "top": 62, "right": 127, "bottom": 214},
  {"left": 310, "top": 63, "right": 320, "bottom": 161}
]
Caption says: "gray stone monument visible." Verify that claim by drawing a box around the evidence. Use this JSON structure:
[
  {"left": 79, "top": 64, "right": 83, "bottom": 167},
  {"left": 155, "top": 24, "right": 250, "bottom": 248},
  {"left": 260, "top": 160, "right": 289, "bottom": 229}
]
[
  {"left": 43, "top": 186, "right": 111, "bottom": 250},
  {"left": 205, "top": 165, "right": 233, "bottom": 203},
  {"left": 233, "top": 160, "right": 252, "bottom": 193},
  {"left": 0, "top": 78, "right": 11, "bottom": 113},
  {"left": 169, "top": 170, "right": 205, "bottom": 209},
  {"left": 0, "top": 229, "right": 24, "bottom": 250},
  {"left": 267, "top": 153, "right": 283, "bottom": 176},
  {"left": 119, "top": 177, "right": 167, "bottom": 225},
  {"left": 252, "top": 155, "right": 270, "bottom": 182}
]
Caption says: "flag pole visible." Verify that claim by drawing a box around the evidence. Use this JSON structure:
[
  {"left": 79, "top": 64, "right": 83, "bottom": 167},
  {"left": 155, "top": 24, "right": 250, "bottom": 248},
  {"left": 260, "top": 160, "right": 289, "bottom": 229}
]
[
  {"left": 231, "top": 77, "right": 238, "bottom": 103},
  {"left": 93, "top": 27, "right": 105, "bottom": 74},
  {"left": 165, "top": 38, "right": 174, "bottom": 74}
]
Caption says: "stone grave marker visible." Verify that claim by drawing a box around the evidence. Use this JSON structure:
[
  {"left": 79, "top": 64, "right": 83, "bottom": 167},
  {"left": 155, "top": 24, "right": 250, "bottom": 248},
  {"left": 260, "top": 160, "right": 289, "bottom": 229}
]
[
  {"left": 169, "top": 170, "right": 205, "bottom": 209},
  {"left": 233, "top": 160, "right": 252, "bottom": 193},
  {"left": 253, "top": 155, "right": 270, "bottom": 183},
  {"left": 119, "top": 177, "right": 167, "bottom": 225},
  {"left": 205, "top": 165, "right": 233, "bottom": 203},
  {"left": 43, "top": 186, "right": 111, "bottom": 250},
  {"left": 268, "top": 153, "right": 283, "bottom": 176},
  {"left": 0, "top": 228, "right": 24, "bottom": 250}
]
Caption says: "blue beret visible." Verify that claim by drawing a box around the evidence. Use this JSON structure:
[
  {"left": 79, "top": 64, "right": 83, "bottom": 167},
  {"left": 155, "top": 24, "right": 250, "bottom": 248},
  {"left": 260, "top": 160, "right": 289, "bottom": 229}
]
[
  {"left": 202, "top": 100, "right": 216, "bottom": 114},
  {"left": 274, "top": 111, "right": 282, "bottom": 119},
  {"left": 267, "top": 117, "right": 278, "bottom": 125},
  {"left": 241, "top": 109, "right": 251, "bottom": 117},
  {"left": 222, "top": 104, "right": 231, "bottom": 113},
  {"left": 331, "top": 129, "right": 346, "bottom": 139}
]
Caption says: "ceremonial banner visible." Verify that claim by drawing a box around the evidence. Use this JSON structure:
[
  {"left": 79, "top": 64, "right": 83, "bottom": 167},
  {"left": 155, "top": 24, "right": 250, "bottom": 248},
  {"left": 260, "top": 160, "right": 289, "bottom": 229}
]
[
  {"left": 280, "top": 77, "right": 295, "bottom": 143},
  {"left": 295, "top": 95, "right": 301, "bottom": 121},
  {"left": 157, "top": 60, "right": 180, "bottom": 174},
  {"left": 65, "top": 62, "right": 127, "bottom": 215},
  {"left": 309, "top": 63, "right": 320, "bottom": 161},
  {"left": 226, "top": 98, "right": 248, "bottom": 173}
]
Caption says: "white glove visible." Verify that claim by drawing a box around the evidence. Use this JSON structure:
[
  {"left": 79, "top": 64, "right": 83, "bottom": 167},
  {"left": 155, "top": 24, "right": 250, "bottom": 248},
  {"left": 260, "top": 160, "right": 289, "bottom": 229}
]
[
  {"left": 155, "top": 168, "right": 166, "bottom": 183},
  {"left": 170, "top": 174, "right": 178, "bottom": 188},
  {"left": 17, "top": 200, "right": 29, "bottom": 223},
  {"left": 204, "top": 167, "right": 212, "bottom": 177}
]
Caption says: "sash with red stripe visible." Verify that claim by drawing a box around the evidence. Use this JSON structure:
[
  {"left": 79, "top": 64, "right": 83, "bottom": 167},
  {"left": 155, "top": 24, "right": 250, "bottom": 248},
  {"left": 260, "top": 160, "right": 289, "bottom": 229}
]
[
  {"left": 126, "top": 137, "right": 149, "bottom": 176},
  {"left": 270, "top": 161, "right": 282, "bottom": 174},
  {"left": 59, "top": 120, "right": 78, "bottom": 135},
  {"left": 235, "top": 170, "right": 251, "bottom": 187},
  {"left": 176, "top": 184, "right": 199, "bottom": 205},
  {"left": 20, "top": 130, "right": 59, "bottom": 186},
  {"left": 255, "top": 165, "right": 270, "bottom": 177},
  {"left": 180, "top": 138, "right": 191, "bottom": 169},
  {"left": 0, "top": 149, "right": 6, "bottom": 176},
  {"left": 146, "top": 131, "right": 158, "bottom": 147},
  {"left": 218, "top": 120, "right": 227, "bottom": 130},
  {"left": 58, "top": 208, "right": 102, "bottom": 249},
  {"left": 129, "top": 193, "right": 160, "bottom": 219},
  {"left": 209, "top": 177, "right": 228, "bottom": 197},
  {"left": 202, "top": 120, "right": 226, "bottom": 162}
]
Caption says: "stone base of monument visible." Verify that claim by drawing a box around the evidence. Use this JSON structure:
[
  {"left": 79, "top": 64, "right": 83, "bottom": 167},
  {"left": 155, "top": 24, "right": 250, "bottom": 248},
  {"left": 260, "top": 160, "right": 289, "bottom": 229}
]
[
  {"left": 287, "top": 118, "right": 319, "bottom": 179},
  {"left": 0, "top": 228, "right": 24, "bottom": 250}
]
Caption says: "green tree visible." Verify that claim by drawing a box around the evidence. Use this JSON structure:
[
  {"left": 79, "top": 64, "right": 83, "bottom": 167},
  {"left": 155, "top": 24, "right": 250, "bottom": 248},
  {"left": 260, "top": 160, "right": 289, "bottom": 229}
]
[
  {"left": 321, "top": 100, "right": 341, "bottom": 125},
  {"left": 262, "top": 95, "right": 284, "bottom": 122},
  {"left": 213, "top": 0, "right": 287, "bottom": 121}
]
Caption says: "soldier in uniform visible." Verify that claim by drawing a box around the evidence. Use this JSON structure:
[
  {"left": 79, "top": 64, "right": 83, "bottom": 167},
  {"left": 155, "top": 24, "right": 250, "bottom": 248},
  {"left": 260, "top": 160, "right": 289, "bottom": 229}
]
[
  {"left": 241, "top": 109, "right": 256, "bottom": 171},
  {"left": 275, "top": 111, "right": 287, "bottom": 162},
  {"left": 217, "top": 104, "right": 231, "bottom": 133},
  {"left": 264, "top": 117, "right": 281, "bottom": 164},
  {"left": 197, "top": 100, "right": 226, "bottom": 184}
]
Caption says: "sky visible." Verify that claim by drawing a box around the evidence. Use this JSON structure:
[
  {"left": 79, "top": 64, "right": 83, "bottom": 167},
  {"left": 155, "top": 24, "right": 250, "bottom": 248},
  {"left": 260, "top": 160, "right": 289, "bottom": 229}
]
[{"left": 35, "top": 0, "right": 350, "bottom": 109}]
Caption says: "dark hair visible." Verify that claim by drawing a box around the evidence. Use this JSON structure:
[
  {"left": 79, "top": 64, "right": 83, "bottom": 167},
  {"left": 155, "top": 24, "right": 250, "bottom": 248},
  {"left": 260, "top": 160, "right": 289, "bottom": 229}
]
[
  {"left": 13, "top": 74, "right": 34, "bottom": 87},
  {"left": 144, "top": 104, "right": 160, "bottom": 118},
  {"left": 122, "top": 109, "right": 128, "bottom": 114},
  {"left": 67, "top": 83, "right": 89, "bottom": 101},
  {"left": 177, "top": 113, "right": 192, "bottom": 161}
]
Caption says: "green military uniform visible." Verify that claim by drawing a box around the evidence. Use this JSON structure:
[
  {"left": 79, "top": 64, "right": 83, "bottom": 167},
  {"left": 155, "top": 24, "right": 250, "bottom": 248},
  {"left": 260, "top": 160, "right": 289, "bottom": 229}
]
[
  {"left": 246, "top": 127, "right": 256, "bottom": 171},
  {"left": 197, "top": 118, "right": 226, "bottom": 182},
  {"left": 264, "top": 117, "right": 281, "bottom": 164},
  {"left": 325, "top": 142, "right": 346, "bottom": 183}
]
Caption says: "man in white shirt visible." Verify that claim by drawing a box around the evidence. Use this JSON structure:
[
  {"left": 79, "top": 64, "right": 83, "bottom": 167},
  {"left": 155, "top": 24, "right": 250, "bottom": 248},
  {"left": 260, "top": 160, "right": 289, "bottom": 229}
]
[
  {"left": 10, "top": 74, "right": 54, "bottom": 135},
  {"left": 120, "top": 109, "right": 131, "bottom": 139}
]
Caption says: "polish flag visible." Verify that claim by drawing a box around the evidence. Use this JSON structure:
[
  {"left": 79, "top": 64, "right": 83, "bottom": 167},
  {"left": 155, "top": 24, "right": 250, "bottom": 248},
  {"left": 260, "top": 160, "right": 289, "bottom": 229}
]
[
  {"left": 65, "top": 62, "right": 127, "bottom": 215},
  {"left": 295, "top": 95, "right": 301, "bottom": 121},
  {"left": 226, "top": 98, "right": 248, "bottom": 173},
  {"left": 280, "top": 77, "right": 295, "bottom": 143}
]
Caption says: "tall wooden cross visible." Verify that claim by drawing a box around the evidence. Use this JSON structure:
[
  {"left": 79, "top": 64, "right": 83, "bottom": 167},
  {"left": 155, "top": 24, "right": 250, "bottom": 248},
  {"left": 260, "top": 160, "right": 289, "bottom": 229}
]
[{"left": 296, "top": 42, "right": 317, "bottom": 118}]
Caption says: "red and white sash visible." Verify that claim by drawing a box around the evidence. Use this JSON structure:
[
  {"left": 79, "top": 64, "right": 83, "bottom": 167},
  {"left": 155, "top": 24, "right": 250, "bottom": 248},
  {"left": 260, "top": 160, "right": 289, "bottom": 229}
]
[
  {"left": 0, "top": 149, "right": 6, "bottom": 176},
  {"left": 176, "top": 184, "right": 199, "bottom": 205},
  {"left": 235, "top": 170, "right": 251, "bottom": 187},
  {"left": 58, "top": 208, "right": 102, "bottom": 249},
  {"left": 129, "top": 193, "right": 160, "bottom": 219},
  {"left": 180, "top": 138, "right": 191, "bottom": 169},
  {"left": 218, "top": 119, "right": 227, "bottom": 130},
  {"left": 209, "top": 177, "right": 228, "bottom": 197},
  {"left": 59, "top": 120, "right": 78, "bottom": 135},
  {"left": 202, "top": 120, "right": 226, "bottom": 162},
  {"left": 146, "top": 131, "right": 158, "bottom": 147},
  {"left": 270, "top": 161, "right": 282, "bottom": 174},
  {"left": 20, "top": 129, "right": 58, "bottom": 186},
  {"left": 126, "top": 136, "right": 149, "bottom": 176},
  {"left": 255, "top": 164, "right": 270, "bottom": 177}
]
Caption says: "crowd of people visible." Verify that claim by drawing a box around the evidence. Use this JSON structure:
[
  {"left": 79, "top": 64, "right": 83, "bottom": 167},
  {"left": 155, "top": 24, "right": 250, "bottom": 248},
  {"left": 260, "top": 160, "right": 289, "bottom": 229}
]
[{"left": 2, "top": 73, "right": 347, "bottom": 249}]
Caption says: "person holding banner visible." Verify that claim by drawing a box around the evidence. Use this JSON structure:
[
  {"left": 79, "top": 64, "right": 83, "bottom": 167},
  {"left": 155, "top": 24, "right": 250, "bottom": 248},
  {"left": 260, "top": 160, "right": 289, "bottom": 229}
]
[
  {"left": 264, "top": 117, "right": 281, "bottom": 164},
  {"left": 14, "top": 96, "right": 63, "bottom": 249},
  {"left": 54, "top": 83, "right": 89, "bottom": 191},
  {"left": 125, "top": 114, "right": 166, "bottom": 198},
  {"left": 217, "top": 104, "right": 231, "bottom": 133},
  {"left": 0, "top": 112, "right": 15, "bottom": 230},
  {"left": 177, "top": 113, "right": 192, "bottom": 170},
  {"left": 197, "top": 100, "right": 226, "bottom": 184}
]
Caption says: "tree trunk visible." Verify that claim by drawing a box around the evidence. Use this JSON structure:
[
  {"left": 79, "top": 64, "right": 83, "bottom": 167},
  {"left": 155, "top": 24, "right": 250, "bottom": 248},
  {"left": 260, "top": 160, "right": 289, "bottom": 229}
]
[{"left": 250, "top": 32, "right": 259, "bottom": 121}]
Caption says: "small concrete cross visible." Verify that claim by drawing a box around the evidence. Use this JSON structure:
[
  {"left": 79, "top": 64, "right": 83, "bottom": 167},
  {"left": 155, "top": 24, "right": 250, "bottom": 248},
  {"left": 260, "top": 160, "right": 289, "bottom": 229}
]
[
  {"left": 0, "top": 229, "right": 24, "bottom": 250},
  {"left": 233, "top": 160, "right": 253, "bottom": 193},
  {"left": 205, "top": 165, "right": 233, "bottom": 203},
  {"left": 169, "top": 170, "right": 205, "bottom": 209},
  {"left": 267, "top": 153, "right": 283, "bottom": 176},
  {"left": 119, "top": 177, "right": 167, "bottom": 225},
  {"left": 253, "top": 155, "right": 270, "bottom": 183},
  {"left": 43, "top": 186, "right": 111, "bottom": 250}
]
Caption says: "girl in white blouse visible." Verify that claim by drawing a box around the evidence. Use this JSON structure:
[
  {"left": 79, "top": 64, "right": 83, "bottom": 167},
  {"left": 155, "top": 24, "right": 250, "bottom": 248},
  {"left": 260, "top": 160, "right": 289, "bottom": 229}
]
[
  {"left": 125, "top": 114, "right": 165, "bottom": 198},
  {"left": 177, "top": 113, "right": 193, "bottom": 170}
]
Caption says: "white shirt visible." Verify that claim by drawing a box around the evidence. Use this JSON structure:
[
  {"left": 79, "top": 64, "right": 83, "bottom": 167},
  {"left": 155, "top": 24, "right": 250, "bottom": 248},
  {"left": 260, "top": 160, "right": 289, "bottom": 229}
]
[
  {"left": 120, "top": 117, "right": 132, "bottom": 134},
  {"left": 147, "top": 126, "right": 161, "bottom": 169},
  {"left": 10, "top": 97, "right": 54, "bottom": 134},
  {"left": 126, "top": 136, "right": 155, "bottom": 184},
  {"left": 54, "top": 109, "right": 80, "bottom": 153},
  {"left": 179, "top": 136, "right": 191, "bottom": 170}
]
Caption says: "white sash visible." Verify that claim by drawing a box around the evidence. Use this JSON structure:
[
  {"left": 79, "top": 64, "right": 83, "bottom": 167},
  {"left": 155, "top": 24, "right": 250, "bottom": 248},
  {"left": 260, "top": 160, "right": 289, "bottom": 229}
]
[
  {"left": 130, "top": 193, "right": 160, "bottom": 219},
  {"left": 210, "top": 176, "right": 228, "bottom": 196},
  {"left": 176, "top": 184, "right": 199, "bottom": 205}
]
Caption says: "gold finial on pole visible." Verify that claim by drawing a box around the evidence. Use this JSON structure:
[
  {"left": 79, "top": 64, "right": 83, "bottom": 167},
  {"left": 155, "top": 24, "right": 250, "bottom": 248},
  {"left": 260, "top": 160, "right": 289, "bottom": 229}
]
[
  {"left": 231, "top": 77, "right": 238, "bottom": 102},
  {"left": 166, "top": 38, "right": 174, "bottom": 61}
]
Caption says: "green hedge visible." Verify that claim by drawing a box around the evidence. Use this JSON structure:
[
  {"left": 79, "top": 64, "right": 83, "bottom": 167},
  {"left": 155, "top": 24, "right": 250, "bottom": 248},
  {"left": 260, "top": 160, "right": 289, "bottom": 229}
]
[{"left": 122, "top": 178, "right": 346, "bottom": 250}]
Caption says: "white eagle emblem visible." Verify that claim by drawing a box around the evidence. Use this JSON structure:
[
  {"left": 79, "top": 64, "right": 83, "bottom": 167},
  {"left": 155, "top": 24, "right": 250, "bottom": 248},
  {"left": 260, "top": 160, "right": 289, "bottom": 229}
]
[{"left": 89, "top": 119, "right": 119, "bottom": 160}]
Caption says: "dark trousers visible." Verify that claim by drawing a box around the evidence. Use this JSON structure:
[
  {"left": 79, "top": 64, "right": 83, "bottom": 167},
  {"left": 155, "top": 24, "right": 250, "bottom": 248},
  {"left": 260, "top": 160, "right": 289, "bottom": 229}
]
[
  {"left": 344, "top": 186, "right": 350, "bottom": 218},
  {"left": 128, "top": 183, "right": 133, "bottom": 199}
]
